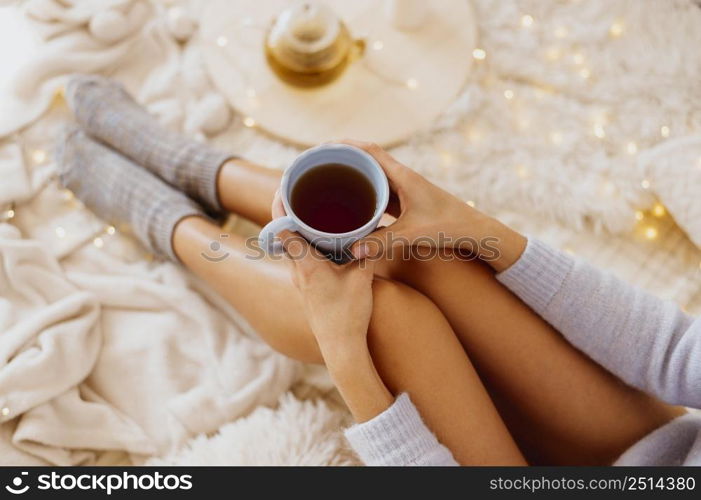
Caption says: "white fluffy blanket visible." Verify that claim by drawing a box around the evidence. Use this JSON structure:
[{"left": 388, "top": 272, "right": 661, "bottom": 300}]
[
  {"left": 148, "top": 392, "right": 358, "bottom": 466},
  {"left": 2, "top": 0, "right": 701, "bottom": 466}
]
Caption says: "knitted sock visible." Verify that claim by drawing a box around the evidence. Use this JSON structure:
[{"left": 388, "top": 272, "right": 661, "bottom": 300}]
[
  {"left": 65, "top": 74, "right": 233, "bottom": 214},
  {"left": 57, "top": 127, "right": 207, "bottom": 262}
]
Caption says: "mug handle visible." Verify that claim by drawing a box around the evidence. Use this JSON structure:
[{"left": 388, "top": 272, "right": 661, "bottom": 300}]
[{"left": 258, "top": 216, "right": 299, "bottom": 255}]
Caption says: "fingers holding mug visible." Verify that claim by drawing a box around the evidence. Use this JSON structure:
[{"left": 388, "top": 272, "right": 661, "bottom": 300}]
[
  {"left": 279, "top": 230, "right": 333, "bottom": 289},
  {"left": 271, "top": 189, "right": 286, "bottom": 219}
]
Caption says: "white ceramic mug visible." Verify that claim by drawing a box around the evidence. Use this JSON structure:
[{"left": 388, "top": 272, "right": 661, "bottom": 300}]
[{"left": 258, "top": 144, "right": 390, "bottom": 255}]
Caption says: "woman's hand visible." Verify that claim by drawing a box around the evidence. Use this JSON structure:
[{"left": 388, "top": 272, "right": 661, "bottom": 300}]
[
  {"left": 272, "top": 193, "right": 393, "bottom": 422},
  {"left": 340, "top": 140, "right": 528, "bottom": 273}
]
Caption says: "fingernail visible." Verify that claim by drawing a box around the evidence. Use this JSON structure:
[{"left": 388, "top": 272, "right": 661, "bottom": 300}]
[{"left": 353, "top": 243, "right": 370, "bottom": 260}]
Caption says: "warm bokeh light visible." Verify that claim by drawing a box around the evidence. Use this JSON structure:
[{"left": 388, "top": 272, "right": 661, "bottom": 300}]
[
  {"left": 652, "top": 203, "right": 666, "bottom": 217},
  {"left": 609, "top": 22, "right": 625, "bottom": 38}
]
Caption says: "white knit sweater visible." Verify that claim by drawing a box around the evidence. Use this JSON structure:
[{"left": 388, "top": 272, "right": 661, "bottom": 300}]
[{"left": 344, "top": 238, "right": 701, "bottom": 466}]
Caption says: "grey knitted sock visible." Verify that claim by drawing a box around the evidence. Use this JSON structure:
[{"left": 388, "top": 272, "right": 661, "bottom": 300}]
[
  {"left": 65, "top": 74, "right": 233, "bottom": 214},
  {"left": 57, "top": 127, "right": 208, "bottom": 262}
]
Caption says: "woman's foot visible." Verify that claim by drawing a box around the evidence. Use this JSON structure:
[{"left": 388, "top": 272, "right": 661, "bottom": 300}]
[
  {"left": 65, "top": 74, "right": 233, "bottom": 214},
  {"left": 56, "top": 127, "right": 208, "bottom": 261}
]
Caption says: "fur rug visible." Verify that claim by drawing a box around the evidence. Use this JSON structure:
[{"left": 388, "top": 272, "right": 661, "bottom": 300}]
[{"left": 148, "top": 391, "right": 359, "bottom": 466}]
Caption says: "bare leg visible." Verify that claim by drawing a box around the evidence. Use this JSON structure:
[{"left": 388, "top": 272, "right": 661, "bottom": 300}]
[
  {"left": 217, "top": 159, "right": 282, "bottom": 226},
  {"left": 173, "top": 216, "right": 525, "bottom": 465},
  {"left": 214, "top": 158, "right": 684, "bottom": 465},
  {"left": 377, "top": 252, "right": 685, "bottom": 465}
]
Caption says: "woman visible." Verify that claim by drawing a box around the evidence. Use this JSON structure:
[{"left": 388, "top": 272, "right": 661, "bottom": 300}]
[{"left": 58, "top": 75, "right": 699, "bottom": 466}]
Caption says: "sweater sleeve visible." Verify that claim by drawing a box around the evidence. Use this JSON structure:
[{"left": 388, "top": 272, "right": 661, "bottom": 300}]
[
  {"left": 497, "top": 238, "right": 701, "bottom": 408},
  {"left": 344, "top": 393, "right": 458, "bottom": 466}
]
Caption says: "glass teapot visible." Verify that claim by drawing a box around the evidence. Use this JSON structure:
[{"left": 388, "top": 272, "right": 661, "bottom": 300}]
[{"left": 265, "top": 2, "right": 364, "bottom": 88}]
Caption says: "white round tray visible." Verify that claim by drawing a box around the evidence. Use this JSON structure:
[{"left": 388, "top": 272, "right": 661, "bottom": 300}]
[{"left": 200, "top": 0, "right": 476, "bottom": 147}]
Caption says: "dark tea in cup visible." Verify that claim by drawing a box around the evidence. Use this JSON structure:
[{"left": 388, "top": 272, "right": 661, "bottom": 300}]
[{"left": 290, "top": 163, "right": 377, "bottom": 233}]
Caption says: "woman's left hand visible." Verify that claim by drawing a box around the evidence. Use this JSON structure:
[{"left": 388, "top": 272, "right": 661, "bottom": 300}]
[
  {"left": 273, "top": 192, "right": 375, "bottom": 358},
  {"left": 273, "top": 192, "right": 393, "bottom": 421}
]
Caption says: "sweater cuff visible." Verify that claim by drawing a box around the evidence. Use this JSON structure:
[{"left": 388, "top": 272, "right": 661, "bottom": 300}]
[
  {"left": 344, "top": 393, "right": 457, "bottom": 466},
  {"left": 496, "top": 238, "right": 574, "bottom": 314}
]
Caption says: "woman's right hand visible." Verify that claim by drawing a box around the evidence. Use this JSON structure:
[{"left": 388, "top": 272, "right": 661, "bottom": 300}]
[{"left": 341, "top": 140, "right": 527, "bottom": 272}]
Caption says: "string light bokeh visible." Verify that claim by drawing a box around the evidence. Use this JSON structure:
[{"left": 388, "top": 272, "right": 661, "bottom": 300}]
[{"left": 456, "top": 9, "right": 695, "bottom": 246}]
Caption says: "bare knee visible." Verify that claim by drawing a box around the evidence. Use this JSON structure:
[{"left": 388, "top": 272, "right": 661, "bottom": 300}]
[
  {"left": 370, "top": 277, "right": 450, "bottom": 338},
  {"left": 266, "top": 277, "right": 452, "bottom": 369},
  {"left": 368, "top": 278, "right": 455, "bottom": 388},
  {"left": 377, "top": 249, "right": 494, "bottom": 291}
]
